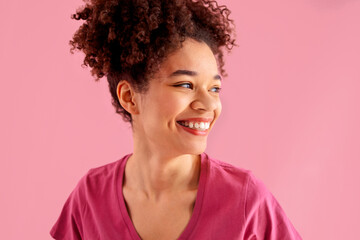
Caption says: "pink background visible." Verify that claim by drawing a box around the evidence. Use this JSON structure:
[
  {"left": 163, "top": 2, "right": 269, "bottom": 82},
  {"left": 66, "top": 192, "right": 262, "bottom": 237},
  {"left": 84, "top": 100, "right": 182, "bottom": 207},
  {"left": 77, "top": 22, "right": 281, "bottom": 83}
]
[{"left": 1, "top": 0, "right": 359, "bottom": 239}]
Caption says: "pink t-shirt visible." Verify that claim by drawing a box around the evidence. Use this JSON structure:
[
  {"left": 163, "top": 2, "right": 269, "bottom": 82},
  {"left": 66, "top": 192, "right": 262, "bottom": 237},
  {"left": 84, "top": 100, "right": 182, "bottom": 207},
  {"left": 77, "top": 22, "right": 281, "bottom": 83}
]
[{"left": 50, "top": 152, "right": 302, "bottom": 239}]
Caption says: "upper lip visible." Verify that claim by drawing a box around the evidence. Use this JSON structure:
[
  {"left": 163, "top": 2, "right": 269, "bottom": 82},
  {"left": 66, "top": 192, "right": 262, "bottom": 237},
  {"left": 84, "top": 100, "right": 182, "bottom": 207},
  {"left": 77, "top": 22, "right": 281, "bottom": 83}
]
[{"left": 176, "top": 117, "right": 213, "bottom": 123}]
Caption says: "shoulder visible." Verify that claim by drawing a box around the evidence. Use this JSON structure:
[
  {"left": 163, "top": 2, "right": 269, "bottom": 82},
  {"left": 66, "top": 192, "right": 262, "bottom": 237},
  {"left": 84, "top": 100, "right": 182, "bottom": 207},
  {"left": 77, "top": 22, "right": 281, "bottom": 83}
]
[
  {"left": 62, "top": 158, "right": 123, "bottom": 203},
  {"left": 205, "top": 156, "right": 302, "bottom": 239},
  {"left": 86, "top": 158, "right": 121, "bottom": 181},
  {"left": 204, "top": 154, "right": 261, "bottom": 215},
  {"left": 205, "top": 154, "right": 256, "bottom": 190},
  {"left": 204, "top": 153, "right": 284, "bottom": 215},
  {"left": 50, "top": 156, "right": 127, "bottom": 239},
  {"left": 74, "top": 157, "right": 125, "bottom": 196},
  {"left": 208, "top": 156, "right": 282, "bottom": 219}
]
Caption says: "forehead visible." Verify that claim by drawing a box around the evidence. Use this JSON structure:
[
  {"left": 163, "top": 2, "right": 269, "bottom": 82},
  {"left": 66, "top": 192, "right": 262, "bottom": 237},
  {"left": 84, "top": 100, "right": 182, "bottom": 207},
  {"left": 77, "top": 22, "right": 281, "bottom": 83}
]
[{"left": 155, "top": 39, "right": 219, "bottom": 78}]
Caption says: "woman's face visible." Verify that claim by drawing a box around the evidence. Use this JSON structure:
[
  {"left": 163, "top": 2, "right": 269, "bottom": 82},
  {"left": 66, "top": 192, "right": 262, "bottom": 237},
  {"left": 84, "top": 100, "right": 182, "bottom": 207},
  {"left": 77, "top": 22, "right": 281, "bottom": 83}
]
[{"left": 132, "top": 38, "right": 222, "bottom": 156}]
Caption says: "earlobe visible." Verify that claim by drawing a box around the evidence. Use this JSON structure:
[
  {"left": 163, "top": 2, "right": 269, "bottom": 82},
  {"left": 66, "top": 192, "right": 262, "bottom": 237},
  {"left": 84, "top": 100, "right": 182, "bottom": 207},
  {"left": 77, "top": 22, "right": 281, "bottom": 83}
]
[{"left": 116, "top": 80, "right": 139, "bottom": 115}]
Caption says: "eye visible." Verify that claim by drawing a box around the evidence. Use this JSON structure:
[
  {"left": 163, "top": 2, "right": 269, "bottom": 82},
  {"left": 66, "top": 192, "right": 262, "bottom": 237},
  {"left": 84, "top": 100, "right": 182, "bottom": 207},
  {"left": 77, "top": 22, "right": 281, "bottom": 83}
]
[
  {"left": 210, "top": 86, "right": 222, "bottom": 93},
  {"left": 174, "top": 83, "right": 193, "bottom": 89},
  {"left": 173, "top": 83, "right": 221, "bottom": 93}
]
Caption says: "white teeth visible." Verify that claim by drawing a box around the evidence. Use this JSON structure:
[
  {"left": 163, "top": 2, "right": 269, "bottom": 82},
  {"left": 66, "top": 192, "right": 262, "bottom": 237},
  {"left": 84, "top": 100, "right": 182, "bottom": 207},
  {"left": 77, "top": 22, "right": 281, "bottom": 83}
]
[{"left": 179, "top": 121, "right": 211, "bottom": 131}]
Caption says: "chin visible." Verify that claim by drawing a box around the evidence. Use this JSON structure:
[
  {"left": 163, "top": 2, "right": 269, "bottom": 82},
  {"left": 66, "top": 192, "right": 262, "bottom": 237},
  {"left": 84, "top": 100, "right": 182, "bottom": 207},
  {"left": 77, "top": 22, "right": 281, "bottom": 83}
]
[{"left": 178, "top": 143, "right": 207, "bottom": 156}]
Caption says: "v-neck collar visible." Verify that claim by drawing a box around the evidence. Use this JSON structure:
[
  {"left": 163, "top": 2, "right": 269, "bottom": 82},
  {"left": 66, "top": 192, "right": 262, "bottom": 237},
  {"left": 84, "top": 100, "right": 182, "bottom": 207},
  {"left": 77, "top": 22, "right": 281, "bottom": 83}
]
[{"left": 115, "top": 152, "right": 209, "bottom": 240}]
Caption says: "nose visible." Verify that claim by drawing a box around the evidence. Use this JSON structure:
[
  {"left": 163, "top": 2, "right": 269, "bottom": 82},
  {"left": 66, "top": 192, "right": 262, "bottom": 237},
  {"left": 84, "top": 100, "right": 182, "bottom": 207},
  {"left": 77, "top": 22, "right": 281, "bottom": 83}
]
[{"left": 190, "top": 87, "right": 220, "bottom": 112}]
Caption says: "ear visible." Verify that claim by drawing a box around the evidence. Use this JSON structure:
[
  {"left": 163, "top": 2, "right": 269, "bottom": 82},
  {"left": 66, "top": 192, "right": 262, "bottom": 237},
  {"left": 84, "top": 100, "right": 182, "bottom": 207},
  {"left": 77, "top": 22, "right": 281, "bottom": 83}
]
[{"left": 116, "top": 80, "right": 140, "bottom": 115}]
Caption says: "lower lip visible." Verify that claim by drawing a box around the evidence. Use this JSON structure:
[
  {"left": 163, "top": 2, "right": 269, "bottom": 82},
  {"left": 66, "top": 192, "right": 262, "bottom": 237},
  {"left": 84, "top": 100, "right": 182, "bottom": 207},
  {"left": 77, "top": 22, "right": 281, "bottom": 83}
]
[{"left": 176, "top": 122, "right": 209, "bottom": 136}]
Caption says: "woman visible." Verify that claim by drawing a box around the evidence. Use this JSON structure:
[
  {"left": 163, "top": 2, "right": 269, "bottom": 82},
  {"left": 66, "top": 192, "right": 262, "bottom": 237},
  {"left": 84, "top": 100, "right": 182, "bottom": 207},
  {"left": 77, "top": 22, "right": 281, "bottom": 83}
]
[{"left": 50, "top": 0, "right": 302, "bottom": 239}]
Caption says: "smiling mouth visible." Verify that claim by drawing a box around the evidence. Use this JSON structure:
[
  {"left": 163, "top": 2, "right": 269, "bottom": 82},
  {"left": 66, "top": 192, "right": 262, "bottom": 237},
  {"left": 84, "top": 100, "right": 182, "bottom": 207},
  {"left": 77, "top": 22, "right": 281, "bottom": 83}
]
[{"left": 176, "top": 121, "right": 210, "bottom": 131}]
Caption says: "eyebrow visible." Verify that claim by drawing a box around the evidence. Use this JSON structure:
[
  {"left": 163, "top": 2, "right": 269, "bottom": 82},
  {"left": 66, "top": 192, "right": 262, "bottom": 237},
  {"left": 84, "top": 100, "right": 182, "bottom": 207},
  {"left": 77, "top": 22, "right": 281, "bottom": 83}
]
[{"left": 169, "top": 69, "right": 222, "bottom": 81}]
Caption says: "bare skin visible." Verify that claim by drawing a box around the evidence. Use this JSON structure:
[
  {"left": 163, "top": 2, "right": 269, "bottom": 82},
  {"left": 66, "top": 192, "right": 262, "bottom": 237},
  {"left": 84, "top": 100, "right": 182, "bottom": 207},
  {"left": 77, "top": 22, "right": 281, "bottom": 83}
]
[
  {"left": 116, "top": 38, "right": 221, "bottom": 239},
  {"left": 122, "top": 155, "right": 200, "bottom": 240}
]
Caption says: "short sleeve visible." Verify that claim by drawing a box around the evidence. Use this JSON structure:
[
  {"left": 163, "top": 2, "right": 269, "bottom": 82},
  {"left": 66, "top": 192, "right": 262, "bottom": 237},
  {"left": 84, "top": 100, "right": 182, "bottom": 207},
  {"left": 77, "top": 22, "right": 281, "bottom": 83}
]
[
  {"left": 243, "top": 172, "right": 302, "bottom": 240},
  {"left": 50, "top": 174, "right": 88, "bottom": 240}
]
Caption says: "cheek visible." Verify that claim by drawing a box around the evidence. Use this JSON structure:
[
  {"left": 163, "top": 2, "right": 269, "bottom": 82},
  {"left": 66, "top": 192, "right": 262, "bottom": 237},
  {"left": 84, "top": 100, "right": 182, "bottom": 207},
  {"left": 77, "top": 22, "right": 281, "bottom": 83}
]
[
  {"left": 159, "top": 92, "right": 188, "bottom": 115},
  {"left": 218, "top": 100, "right": 222, "bottom": 113},
  {"left": 214, "top": 99, "right": 222, "bottom": 120},
  {"left": 144, "top": 93, "right": 185, "bottom": 129}
]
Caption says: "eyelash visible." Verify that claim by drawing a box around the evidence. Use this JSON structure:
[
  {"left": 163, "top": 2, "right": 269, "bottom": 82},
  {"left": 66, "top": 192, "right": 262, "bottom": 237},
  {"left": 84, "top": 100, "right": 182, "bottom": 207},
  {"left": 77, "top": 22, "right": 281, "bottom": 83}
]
[{"left": 174, "top": 83, "right": 222, "bottom": 93}]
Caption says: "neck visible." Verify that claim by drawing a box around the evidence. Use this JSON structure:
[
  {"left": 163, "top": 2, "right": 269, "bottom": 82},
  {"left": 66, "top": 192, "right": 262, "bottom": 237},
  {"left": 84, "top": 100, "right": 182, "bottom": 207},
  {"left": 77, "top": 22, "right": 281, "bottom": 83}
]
[{"left": 124, "top": 150, "right": 201, "bottom": 201}]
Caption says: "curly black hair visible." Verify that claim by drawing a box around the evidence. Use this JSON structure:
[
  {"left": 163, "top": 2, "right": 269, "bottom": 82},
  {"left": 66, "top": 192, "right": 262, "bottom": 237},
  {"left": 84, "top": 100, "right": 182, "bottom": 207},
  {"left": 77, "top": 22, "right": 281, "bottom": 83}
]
[{"left": 70, "top": 0, "right": 236, "bottom": 124}]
